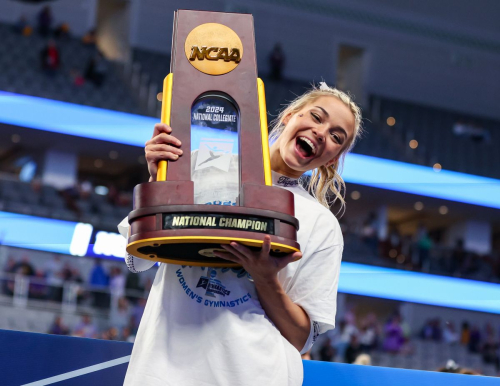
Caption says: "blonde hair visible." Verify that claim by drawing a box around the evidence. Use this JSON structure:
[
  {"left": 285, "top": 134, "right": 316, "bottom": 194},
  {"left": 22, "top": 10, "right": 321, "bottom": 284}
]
[{"left": 269, "top": 84, "right": 363, "bottom": 215}]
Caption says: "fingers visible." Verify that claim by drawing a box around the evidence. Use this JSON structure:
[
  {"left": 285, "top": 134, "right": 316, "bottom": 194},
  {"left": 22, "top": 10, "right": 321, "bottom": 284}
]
[
  {"left": 213, "top": 250, "right": 241, "bottom": 264},
  {"left": 152, "top": 123, "right": 173, "bottom": 139},
  {"left": 146, "top": 132, "right": 182, "bottom": 147},
  {"left": 222, "top": 243, "right": 249, "bottom": 261},
  {"left": 145, "top": 124, "right": 183, "bottom": 180},
  {"left": 146, "top": 145, "right": 182, "bottom": 166},
  {"left": 261, "top": 236, "right": 271, "bottom": 255},
  {"left": 281, "top": 251, "right": 302, "bottom": 267},
  {"left": 147, "top": 143, "right": 183, "bottom": 157}
]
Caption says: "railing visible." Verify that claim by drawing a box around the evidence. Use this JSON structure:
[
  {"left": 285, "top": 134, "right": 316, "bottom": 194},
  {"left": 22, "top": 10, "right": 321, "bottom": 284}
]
[{"left": 0, "top": 271, "right": 148, "bottom": 314}]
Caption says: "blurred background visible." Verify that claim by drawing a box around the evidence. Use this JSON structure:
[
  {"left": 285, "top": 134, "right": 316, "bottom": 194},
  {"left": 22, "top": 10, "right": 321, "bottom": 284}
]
[{"left": 0, "top": 0, "right": 499, "bottom": 377}]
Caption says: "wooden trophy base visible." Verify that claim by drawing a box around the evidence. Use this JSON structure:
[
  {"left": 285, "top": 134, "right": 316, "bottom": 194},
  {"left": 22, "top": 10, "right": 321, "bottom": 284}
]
[{"left": 126, "top": 181, "right": 300, "bottom": 267}]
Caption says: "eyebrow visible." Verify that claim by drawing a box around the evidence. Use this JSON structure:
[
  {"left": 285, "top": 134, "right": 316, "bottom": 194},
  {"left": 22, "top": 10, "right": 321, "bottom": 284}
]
[{"left": 315, "top": 106, "right": 348, "bottom": 138}]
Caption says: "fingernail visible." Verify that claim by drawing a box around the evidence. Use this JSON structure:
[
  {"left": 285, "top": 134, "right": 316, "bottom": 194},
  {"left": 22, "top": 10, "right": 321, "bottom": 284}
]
[
  {"left": 173, "top": 155, "right": 178, "bottom": 159},
  {"left": 179, "top": 150, "right": 183, "bottom": 154}
]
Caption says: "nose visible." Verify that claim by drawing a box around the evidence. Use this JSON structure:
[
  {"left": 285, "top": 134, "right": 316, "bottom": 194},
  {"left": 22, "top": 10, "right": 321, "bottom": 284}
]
[{"left": 311, "top": 126, "right": 326, "bottom": 143}]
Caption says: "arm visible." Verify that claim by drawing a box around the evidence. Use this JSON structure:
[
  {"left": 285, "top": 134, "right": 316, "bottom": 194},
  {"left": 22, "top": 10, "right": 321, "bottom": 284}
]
[
  {"left": 253, "top": 273, "right": 311, "bottom": 351},
  {"left": 214, "top": 236, "right": 310, "bottom": 351}
]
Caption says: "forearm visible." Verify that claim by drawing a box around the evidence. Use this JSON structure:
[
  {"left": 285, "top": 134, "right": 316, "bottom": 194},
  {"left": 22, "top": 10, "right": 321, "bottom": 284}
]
[{"left": 254, "top": 276, "right": 310, "bottom": 351}]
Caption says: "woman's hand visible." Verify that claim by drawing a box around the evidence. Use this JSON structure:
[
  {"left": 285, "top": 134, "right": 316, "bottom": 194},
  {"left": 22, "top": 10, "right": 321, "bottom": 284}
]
[
  {"left": 214, "top": 236, "right": 302, "bottom": 284},
  {"left": 215, "top": 236, "right": 310, "bottom": 351},
  {"left": 145, "top": 123, "right": 183, "bottom": 181}
]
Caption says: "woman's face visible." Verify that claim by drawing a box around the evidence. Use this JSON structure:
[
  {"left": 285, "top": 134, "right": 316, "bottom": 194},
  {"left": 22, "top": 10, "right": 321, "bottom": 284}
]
[{"left": 273, "top": 96, "right": 355, "bottom": 177}]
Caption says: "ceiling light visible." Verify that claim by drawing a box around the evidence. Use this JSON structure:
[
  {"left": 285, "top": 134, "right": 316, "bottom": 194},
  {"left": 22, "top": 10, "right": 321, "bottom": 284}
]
[
  {"left": 350, "top": 191, "right": 361, "bottom": 200},
  {"left": 387, "top": 117, "right": 396, "bottom": 126},
  {"left": 439, "top": 206, "right": 448, "bottom": 215}
]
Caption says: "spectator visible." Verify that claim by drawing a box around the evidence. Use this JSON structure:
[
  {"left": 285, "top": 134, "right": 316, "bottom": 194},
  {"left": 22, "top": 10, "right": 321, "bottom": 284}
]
[
  {"left": 60, "top": 262, "right": 75, "bottom": 282},
  {"left": 89, "top": 259, "right": 109, "bottom": 308},
  {"left": 460, "top": 321, "right": 470, "bottom": 346},
  {"left": 481, "top": 332, "right": 499, "bottom": 370},
  {"left": 45, "top": 255, "right": 64, "bottom": 301},
  {"left": 122, "top": 326, "right": 136, "bottom": 343},
  {"left": 415, "top": 224, "right": 432, "bottom": 271},
  {"left": 14, "top": 15, "right": 31, "bottom": 36},
  {"left": 82, "top": 28, "right": 97, "bottom": 46},
  {"left": 443, "top": 321, "right": 459, "bottom": 345},
  {"left": 69, "top": 69, "right": 85, "bottom": 87},
  {"left": 382, "top": 315, "right": 404, "bottom": 353},
  {"left": 85, "top": 52, "right": 108, "bottom": 87},
  {"left": 110, "top": 266, "right": 126, "bottom": 298},
  {"left": 431, "top": 318, "right": 443, "bottom": 342},
  {"left": 13, "top": 256, "right": 35, "bottom": 277},
  {"left": 90, "top": 259, "right": 108, "bottom": 286},
  {"left": 73, "top": 313, "right": 98, "bottom": 339},
  {"left": 268, "top": 43, "right": 285, "bottom": 81},
  {"left": 37, "top": 6, "right": 53, "bottom": 36},
  {"left": 102, "top": 327, "right": 120, "bottom": 341},
  {"left": 29, "top": 269, "right": 48, "bottom": 299},
  {"left": 345, "top": 335, "right": 362, "bottom": 364},
  {"left": 2, "top": 257, "right": 16, "bottom": 295},
  {"left": 333, "top": 317, "right": 358, "bottom": 361},
  {"left": 48, "top": 316, "right": 69, "bottom": 335},
  {"left": 110, "top": 296, "right": 131, "bottom": 331},
  {"left": 468, "top": 325, "right": 481, "bottom": 353},
  {"left": 125, "top": 270, "right": 143, "bottom": 303},
  {"left": 437, "top": 359, "right": 480, "bottom": 375},
  {"left": 353, "top": 353, "right": 372, "bottom": 366},
  {"left": 54, "top": 23, "right": 70, "bottom": 39},
  {"left": 40, "top": 39, "right": 60, "bottom": 76},
  {"left": 359, "top": 322, "right": 377, "bottom": 352},
  {"left": 318, "top": 338, "right": 335, "bottom": 362}
]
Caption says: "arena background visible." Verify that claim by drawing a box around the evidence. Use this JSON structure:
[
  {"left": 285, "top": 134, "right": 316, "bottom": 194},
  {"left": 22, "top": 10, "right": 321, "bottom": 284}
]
[{"left": 0, "top": 0, "right": 499, "bottom": 379}]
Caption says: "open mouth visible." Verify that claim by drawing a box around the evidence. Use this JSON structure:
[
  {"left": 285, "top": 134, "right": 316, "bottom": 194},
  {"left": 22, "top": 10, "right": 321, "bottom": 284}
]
[{"left": 296, "top": 137, "right": 316, "bottom": 158}]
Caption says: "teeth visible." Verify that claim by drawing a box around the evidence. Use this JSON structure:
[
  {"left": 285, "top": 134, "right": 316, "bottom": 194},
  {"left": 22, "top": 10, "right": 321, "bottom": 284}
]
[{"left": 299, "top": 137, "right": 316, "bottom": 155}]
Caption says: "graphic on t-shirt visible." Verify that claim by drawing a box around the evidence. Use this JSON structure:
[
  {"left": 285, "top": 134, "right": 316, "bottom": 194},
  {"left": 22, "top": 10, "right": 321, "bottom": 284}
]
[
  {"left": 175, "top": 267, "right": 253, "bottom": 308},
  {"left": 195, "top": 139, "right": 233, "bottom": 172},
  {"left": 196, "top": 269, "right": 230, "bottom": 298}
]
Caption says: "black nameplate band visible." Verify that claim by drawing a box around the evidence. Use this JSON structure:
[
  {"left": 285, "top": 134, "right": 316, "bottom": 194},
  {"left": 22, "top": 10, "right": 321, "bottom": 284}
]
[{"left": 163, "top": 213, "right": 274, "bottom": 235}]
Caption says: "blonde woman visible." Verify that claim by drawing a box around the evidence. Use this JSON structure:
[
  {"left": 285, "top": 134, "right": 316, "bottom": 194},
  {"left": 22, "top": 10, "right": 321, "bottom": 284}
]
[{"left": 119, "top": 83, "right": 363, "bottom": 386}]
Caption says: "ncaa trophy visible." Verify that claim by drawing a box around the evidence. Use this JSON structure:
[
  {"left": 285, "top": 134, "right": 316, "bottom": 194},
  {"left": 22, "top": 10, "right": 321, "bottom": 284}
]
[{"left": 126, "top": 10, "right": 300, "bottom": 267}]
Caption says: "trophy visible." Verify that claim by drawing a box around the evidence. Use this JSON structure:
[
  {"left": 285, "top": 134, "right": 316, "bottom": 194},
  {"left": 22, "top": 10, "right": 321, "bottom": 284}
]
[{"left": 126, "top": 10, "right": 300, "bottom": 267}]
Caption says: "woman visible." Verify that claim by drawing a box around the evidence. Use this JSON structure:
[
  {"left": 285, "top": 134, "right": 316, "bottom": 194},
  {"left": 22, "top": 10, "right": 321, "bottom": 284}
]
[{"left": 118, "top": 83, "right": 362, "bottom": 386}]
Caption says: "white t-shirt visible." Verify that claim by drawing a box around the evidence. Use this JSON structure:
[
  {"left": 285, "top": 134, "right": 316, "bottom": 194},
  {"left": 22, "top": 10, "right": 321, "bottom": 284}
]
[{"left": 118, "top": 170, "right": 343, "bottom": 386}]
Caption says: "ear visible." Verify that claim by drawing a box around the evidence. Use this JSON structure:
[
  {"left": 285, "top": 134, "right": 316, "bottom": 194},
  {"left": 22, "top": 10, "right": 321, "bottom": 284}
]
[
  {"left": 282, "top": 112, "right": 292, "bottom": 126},
  {"left": 325, "top": 157, "right": 338, "bottom": 168}
]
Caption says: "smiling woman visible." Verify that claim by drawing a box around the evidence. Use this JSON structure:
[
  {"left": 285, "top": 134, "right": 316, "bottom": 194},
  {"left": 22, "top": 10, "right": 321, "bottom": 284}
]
[
  {"left": 269, "top": 83, "right": 363, "bottom": 210},
  {"left": 119, "top": 82, "right": 363, "bottom": 386}
]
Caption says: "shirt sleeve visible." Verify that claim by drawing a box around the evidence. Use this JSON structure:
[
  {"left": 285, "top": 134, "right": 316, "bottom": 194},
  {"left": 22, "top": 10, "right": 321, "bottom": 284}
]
[
  {"left": 284, "top": 212, "right": 343, "bottom": 335},
  {"left": 117, "top": 217, "right": 156, "bottom": 273}
]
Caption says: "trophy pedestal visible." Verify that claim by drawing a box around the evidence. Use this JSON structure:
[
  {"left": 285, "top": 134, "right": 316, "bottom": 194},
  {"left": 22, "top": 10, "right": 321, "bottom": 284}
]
[{"left": 127, "top": 182, "right": 299, "bottom": 267}]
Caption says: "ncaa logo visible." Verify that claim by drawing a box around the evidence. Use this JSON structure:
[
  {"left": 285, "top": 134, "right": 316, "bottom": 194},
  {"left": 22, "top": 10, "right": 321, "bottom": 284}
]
[{"left": 184, "top": 23, "right": 243, "bottom": 75}]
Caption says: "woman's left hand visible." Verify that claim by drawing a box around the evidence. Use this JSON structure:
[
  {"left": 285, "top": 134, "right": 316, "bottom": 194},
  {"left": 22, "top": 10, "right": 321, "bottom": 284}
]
[{"left": 214, "top": 236, "right": 302, "bottom": 284}]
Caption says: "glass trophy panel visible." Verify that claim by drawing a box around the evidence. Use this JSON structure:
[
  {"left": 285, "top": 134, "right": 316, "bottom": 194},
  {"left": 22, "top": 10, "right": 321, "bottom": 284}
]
[{"left": 191, "top": 93, "right": 240, "bottom": 206}]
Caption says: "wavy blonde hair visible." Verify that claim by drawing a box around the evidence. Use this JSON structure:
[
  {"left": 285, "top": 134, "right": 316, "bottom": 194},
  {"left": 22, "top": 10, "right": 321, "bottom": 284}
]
[{"left": 269, "top": 84, "right": 363, "bottom": 216}]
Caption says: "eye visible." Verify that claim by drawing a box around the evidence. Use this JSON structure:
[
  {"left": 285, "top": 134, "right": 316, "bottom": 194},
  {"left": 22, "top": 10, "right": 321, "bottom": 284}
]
[
  {"left": 310, "top": 112, "right": 321, "bottom": 123},
  {"left": 331, "top": 132, "right": 342, "bottom": 144}
]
